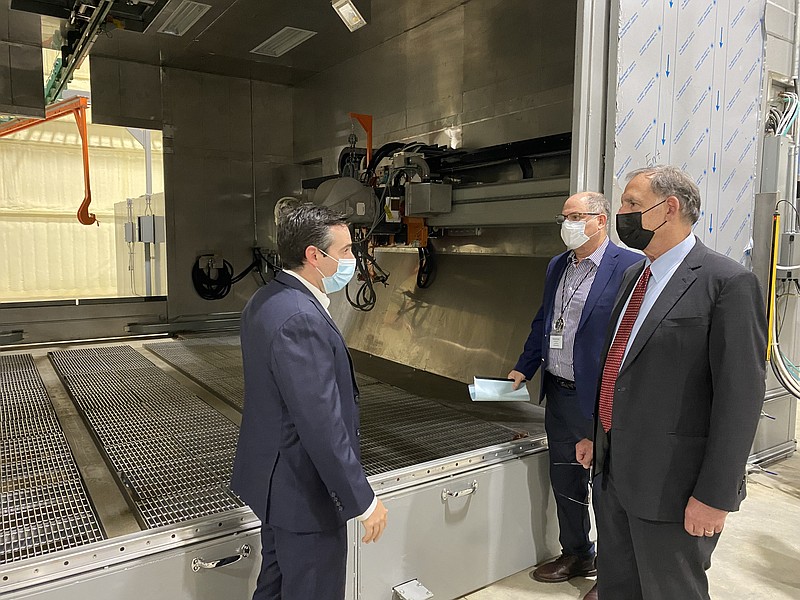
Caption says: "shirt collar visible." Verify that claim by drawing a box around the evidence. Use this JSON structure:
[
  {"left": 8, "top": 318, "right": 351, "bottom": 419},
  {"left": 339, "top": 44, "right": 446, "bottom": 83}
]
[
  {"left": 646, "top": 233, "right": 696, "bottom": 283},
  {"left": 571, "top": 237, "right": 609, "bottom": 267},
  {"left": 283, "top": 269, "right": 331, "bottom": 313}
]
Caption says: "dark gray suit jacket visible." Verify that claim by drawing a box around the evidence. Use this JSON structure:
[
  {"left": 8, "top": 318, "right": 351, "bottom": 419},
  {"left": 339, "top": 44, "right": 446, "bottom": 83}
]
[
  {"left": 593, "top": 238, "right": 767, "bottom": 521},
  {"left": 231, "top": 271, "right": 374, "bottom": 533}
]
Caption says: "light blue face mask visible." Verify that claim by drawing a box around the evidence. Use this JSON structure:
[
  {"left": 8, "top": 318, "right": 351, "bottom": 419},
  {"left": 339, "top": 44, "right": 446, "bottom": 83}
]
[{"left": 316, "top": 249, "right": 356, "bottom": 293}]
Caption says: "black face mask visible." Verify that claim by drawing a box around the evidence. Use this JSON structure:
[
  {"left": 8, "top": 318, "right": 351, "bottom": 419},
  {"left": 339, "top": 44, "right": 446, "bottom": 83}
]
[{"left": 616, "top": 200, "right": 667, "bottom": 250}]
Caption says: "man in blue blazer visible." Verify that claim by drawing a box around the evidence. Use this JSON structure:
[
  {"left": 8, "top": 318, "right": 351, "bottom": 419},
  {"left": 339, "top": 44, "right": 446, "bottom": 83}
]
[
  {"left": 508, "top": 192, "right": 639, "bottom": 597},
  {"left": 232, "top": 204, "right": 388, "bottom": 600}
]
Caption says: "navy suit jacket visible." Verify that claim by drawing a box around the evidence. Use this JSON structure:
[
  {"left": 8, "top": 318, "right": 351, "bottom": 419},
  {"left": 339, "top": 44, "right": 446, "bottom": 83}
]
[
  {"left": 231, "top": 271, "right": 374, "bottom": 533},
  {"left": 514, "top": 241, "right": 641, "bottom": 419}
]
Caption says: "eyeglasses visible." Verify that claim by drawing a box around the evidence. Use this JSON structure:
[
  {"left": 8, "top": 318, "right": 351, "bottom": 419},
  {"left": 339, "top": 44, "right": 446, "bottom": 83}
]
[{"left": 555, "top": 212, "right": 601, "bottom": 224}]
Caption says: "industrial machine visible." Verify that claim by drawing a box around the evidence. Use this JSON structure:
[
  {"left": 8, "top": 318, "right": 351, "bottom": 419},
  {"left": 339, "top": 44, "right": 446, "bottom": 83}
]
[{"left": 305, "top": 132, "right": 572, "bottom": 311}]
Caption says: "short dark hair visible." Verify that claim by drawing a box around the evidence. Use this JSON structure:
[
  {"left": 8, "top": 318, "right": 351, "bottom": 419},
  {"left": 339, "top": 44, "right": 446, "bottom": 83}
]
[{"left": 277, "top": 203, "right": 348, "bottom": 270}]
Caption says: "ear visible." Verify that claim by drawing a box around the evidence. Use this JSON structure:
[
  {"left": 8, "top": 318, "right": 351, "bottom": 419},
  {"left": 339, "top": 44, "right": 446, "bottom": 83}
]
[
  {"left": 304, "top": 245, "right": 319, "bottom": 267},
  {"left": 666, "top": 196, "right": 681, "bottom": 219},
  {"left": 597, "top": 213, "right": 608, "bottom": 227}
]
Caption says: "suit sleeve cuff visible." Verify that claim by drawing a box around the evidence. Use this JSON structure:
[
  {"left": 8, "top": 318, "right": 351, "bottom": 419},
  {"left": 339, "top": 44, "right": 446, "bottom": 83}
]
[{"left": 356, "top": 495, "right": 377, "bottom": 521}]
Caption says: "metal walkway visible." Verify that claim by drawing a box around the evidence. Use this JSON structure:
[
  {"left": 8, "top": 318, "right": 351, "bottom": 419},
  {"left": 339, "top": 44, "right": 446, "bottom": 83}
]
[
  {"left": 145, "top": 338, "right": 520, "bottom": 477},
  {"left": 145, "top": 337, "right": 245, "bottom": 410},
  {"left": 49, "top": 346, "right": 241, "bottom": 529},
  {"left": 1, "top": 354, "right": 104, "bottom": 564}
]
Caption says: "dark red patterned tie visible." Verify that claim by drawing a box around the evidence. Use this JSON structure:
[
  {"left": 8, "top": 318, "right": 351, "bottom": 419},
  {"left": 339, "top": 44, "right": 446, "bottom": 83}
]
[{"left": 599, "top": 266, "right": 652, "bottom": 432}]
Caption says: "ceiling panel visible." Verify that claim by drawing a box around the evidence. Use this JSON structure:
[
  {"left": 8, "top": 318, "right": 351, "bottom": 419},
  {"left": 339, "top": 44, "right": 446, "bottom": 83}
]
[{"left": 5, "top": 0, "right": 471, "bottom": 86}]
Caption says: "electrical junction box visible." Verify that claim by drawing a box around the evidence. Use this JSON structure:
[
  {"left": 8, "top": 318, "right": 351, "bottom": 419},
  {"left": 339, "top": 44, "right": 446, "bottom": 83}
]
[
  {"left": 391, "top": 151, "right": 425, "bottom": 169},
  {"left": 760, "top": 135, "right": 791, "bottom": 196},
  {"left": 779, "top": 231, "right": 798, "bottom": 281},
  {"left": 137, "top": 215, "right": 166, "bottom": 243},
  {"left": 392, "top": 579, "right": 434, "bottom": 600},
  {"left": 405, "top": 182, "right": 452, "bottom": 217},
  {"left": 124, "top": 222, "right": 136, "bottom": 243}
]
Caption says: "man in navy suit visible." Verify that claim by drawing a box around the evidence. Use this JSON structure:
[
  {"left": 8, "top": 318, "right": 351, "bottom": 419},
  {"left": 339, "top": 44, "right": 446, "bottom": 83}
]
[
  {"left": 232, "top": 204, "right": 388, "bottom": 600},
  {"left": 508, "top": 192, "right": 639, "bottom": 599}
]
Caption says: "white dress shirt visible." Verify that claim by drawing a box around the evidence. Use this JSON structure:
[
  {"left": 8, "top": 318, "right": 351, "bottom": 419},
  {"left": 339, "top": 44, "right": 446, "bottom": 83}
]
[{"left": 284, "top": 269, "right": 331, "bottom": 315}]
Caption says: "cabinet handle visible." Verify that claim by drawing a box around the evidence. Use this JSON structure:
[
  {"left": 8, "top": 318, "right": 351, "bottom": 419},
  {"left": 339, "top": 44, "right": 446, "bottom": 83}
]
[
  {"left": 760, "top": 410, "right": 776, "bottom": 420},
  {"left": 441, "top": 480, "right": 478, "bottom": 502},
  {"left": 191, "top": 544, "right": 251, "bottom": 572}
]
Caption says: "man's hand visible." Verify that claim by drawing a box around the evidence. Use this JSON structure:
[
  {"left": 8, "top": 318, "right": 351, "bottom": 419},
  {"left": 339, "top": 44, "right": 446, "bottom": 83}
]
[
  {"left": 361, "top": 499, "right": 388, "bottom": 543},
  {"left": 507, "top": 370, "right": 527, "bottom": 391},
  {"left": 576, "top": 438, "right": 593, "bottom": 469},
  {"left": 684, "top": 496, "right": 727, "bottom": 537}
]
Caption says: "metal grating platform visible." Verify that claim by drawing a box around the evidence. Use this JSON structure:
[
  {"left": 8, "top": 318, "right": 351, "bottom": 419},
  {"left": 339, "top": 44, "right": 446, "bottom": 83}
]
[
  {"left": 145, "top": 337, "right": 245, "bottom": 409},
  {"left": 359, "top": 386, "right": 519, "bottom": 476},
  {"left": 143, "top": 338, "right": 520, "bottom": 477},
  {"left": 49, "top": 346, "right": 241, "bottom": 529},
  {"left": 0, "top": 353, "right": 105, "bottom": 564}
]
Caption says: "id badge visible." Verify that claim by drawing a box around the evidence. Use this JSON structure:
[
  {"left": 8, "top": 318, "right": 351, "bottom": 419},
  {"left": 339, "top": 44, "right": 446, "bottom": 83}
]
[{"left": 549, "top": 335, "right": 563, "bottom": 349}]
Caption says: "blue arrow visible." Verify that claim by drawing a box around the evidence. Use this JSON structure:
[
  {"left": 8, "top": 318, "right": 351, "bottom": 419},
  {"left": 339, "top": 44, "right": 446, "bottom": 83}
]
[
  {"left": 709, "top": 213, "right": 713, "bottom": 233},
  {"left": 719, "top": 28, "right": 724, "bottom": 48},
  {"left": 712, "top": 153, "right": 717, "bottom": 173},
  {"left": 662, "top": 123, "right": 666, "bottom": 145},
  {"left": 669, "top": 0, "right": 673, "bottom": 7},
  {"left": 716, "top": 91, "right": 720, "bottom": 111},
  {"left": 666, "top": 54, "right": 671, "bottom": 77}
]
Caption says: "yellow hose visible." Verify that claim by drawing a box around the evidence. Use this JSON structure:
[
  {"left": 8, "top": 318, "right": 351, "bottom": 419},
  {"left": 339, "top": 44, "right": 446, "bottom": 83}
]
[{"left": 766, "top": 211, "right": 781, "bottom": 362}]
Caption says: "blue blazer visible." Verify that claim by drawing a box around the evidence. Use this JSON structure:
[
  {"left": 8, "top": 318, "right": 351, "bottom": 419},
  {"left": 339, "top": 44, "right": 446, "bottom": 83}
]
[
  {"left": 231, "top": 271, "right": 374, "bottom": 533},
  {"left": 514, "top": 241, "right": 641, "bottom": 419}
]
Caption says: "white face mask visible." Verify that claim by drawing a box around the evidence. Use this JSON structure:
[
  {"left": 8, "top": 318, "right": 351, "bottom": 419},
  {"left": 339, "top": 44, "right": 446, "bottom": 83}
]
[
  {"left": 315, "top": 248, "right": 356, "bottom": 293},
  {"left": 560, "top": 217, "right": 601, "bottom": 250}
]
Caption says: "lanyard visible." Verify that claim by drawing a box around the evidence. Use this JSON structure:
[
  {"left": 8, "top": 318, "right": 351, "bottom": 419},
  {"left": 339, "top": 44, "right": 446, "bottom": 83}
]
[{"left": 553, "top": 259, "right": 594, "bottom": 332}]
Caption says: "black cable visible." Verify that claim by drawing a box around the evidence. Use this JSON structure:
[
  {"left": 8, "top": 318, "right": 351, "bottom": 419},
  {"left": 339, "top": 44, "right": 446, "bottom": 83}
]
[
  {"left": 363, "top": 142, "right": 406, "bottom": 178},
  {"left": 256, "top": 248, "right": 282, "bottom": 273},
  {"left": 416, "top": 243, "right": 437, "bottom": 289},
  {"left": 191, "top": 256, "right": 260, "bottom": 300},
  {"left": 363, "top": 176, "right": 392, "bottom": 240},
  {"left": 776, "top": 199, "right": 800, "bottom": 230},
  {"left": 231, "top": 259, "right": 260, "bottom": 284},
  {"left": 345, "top": 241, "right": 389, "bottom": 311}
]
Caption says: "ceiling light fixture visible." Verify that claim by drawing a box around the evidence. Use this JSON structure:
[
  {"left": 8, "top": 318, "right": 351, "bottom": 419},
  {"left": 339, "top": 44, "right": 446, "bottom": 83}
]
[
  {"left": 251, "top": 27, "right": 318, "bottom": 57},
  {"left": 332, "top": 0, "right": 367, "bottom": 32},
  {"left": 157, "top": 0, "right": 211, "bottom": 37}
]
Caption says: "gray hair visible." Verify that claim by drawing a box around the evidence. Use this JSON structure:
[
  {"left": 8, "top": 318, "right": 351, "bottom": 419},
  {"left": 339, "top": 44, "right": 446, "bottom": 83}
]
[
  {"left": 579, "top": 192, "right": 611, "bottom": 220},
  {"left": 277, "top": 203, "right": 347, "bottom": 270},
  {"left": 626, "top": 165, "right": 701, "bottom": 224}
]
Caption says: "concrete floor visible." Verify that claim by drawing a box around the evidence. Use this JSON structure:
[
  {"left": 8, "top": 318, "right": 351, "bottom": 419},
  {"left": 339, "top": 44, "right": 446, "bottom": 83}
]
[{"left": 460, "top": 412, "right": 800, "bottom": 600}]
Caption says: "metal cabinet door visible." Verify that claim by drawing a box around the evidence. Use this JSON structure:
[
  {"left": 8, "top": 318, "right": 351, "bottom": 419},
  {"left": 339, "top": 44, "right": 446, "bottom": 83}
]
[
  {"left": 355, "top": 452, "right": 559, "bottom": 600},
  {"left": 8, "top": 531, "right": 262, "bottom": 600},
  {"left": 752, "top": 394, "right": 797, "bottom": 458}
]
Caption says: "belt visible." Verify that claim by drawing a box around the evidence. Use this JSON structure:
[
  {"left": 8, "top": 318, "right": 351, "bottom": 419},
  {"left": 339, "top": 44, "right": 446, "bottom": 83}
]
[{"left": 549, "top": 374, "right": 576, "bottom": 390}]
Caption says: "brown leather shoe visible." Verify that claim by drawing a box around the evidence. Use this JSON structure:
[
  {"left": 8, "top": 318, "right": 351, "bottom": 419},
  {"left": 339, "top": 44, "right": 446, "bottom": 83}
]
[
  {"left": 583, "top": 583, "right": 598, "bottom": 600},
  {"left": 530, "top": 554, "right": 597, "bottom": 583}
]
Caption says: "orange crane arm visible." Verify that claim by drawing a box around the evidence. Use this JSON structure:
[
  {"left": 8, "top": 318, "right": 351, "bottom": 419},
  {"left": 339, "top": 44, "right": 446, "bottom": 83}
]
[
  {"left": 348, "top": 112, "right": 373, "bottom": 166},
  {"left": 0, "top": 97, "right": 96, "bottom": 226}
]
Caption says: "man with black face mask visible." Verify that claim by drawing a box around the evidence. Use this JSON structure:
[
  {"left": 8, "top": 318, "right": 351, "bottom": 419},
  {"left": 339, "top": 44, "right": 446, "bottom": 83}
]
[{"left": 575, "top": 166, "right": 767, "bottom": 600}]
